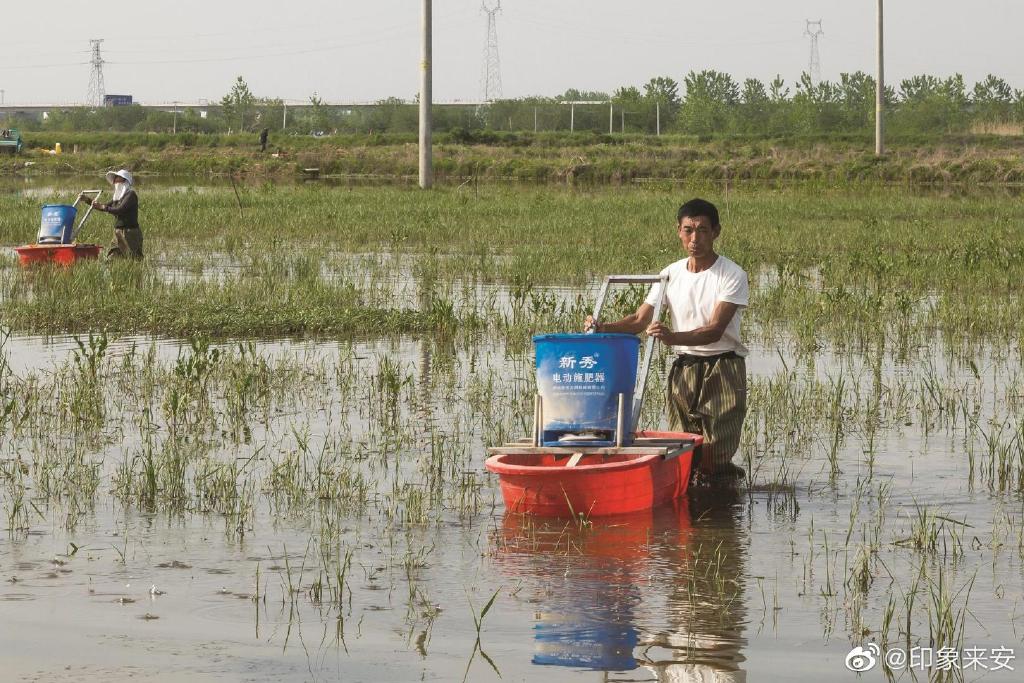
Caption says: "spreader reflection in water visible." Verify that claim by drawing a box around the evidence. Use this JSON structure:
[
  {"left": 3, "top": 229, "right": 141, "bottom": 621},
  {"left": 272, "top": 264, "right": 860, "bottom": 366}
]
[{"left": 492, "top": 487, "right": 748, "bottom": 680}]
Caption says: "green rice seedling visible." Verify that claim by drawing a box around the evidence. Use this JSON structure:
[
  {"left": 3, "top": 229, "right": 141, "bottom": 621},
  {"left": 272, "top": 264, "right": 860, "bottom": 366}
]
[
  {"left": 63, "top": 331, "right": 109, "bottom": 428},
  {"left": 925, "top": 568, "right": 975, "bottom": 658},
  {"left": 1, "top": 459, "right": 31, "bottom": 535},
  {"left": 880, "top": 592, "right": 897, "bottom": 647},
  {"left": 163, "top": 337, "right": 223, "bottom": 432},
  {"left": 977, "top": 420, "right": 1024, "bottom": 493},
  {"left": 893, "top": 503, "right": 969, "bottom": 559},
  {"left": 452, "top": 470, "right": 486, "bottom": 517},
  {"left": 845, "top": 542, "right": 874, "bottom": 598},
  {"left": 31, "top": 439, "right": 102, "bottom": 509},
  {"left": 372, "top": 354, "right": 411, "bottom": 421},
  {"left": 462, "top": 586, "right": 502, "bottom": 682},
  {"left": 111, "top": 522, "right": 131, "bottom": 564},
  {"left": 825, "top": 374, "right": 847, "bottom": 480}
]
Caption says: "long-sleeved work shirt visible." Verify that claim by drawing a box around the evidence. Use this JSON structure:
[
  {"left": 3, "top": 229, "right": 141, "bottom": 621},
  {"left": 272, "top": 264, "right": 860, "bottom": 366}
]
[{"left": 102, "top": 190, "right": 140, "bottom": 230}]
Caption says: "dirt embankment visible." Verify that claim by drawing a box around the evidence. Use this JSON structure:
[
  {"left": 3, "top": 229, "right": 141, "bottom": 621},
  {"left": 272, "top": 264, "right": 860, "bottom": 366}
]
[{"left": 6, "top": 132, "right": 1024, "bottom": 185}]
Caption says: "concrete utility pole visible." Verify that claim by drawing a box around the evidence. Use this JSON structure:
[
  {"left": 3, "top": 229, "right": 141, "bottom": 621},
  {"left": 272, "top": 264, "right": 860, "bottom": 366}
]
[
  {"left": 283, "top": 102, "right": 287, "bottom": 130},
  {"left": 608, "top": 103, "right": 613, "bottom": 134},
  {"left": 656, "top": 101, "right": 660, "bottom": 136},
  {"left": 875, "top": 0, "right": 884, "bottom": 156},
  {"left": 172, "top": 101, "right": 177, "bottom": 134},
  {"left": 419, "top": 0, "right": 433, "bottom": 188}
]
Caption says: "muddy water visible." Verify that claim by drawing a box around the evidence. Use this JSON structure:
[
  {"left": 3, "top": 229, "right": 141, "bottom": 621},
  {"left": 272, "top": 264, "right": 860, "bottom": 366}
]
[{"left": 0, "top": 328, "right": 1022, "bottom": 682}]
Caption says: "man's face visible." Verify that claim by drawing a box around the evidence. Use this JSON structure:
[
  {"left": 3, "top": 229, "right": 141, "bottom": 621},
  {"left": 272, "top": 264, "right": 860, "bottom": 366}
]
[{"left": 677, "top": 215, "right": 719, "bottom": 259}]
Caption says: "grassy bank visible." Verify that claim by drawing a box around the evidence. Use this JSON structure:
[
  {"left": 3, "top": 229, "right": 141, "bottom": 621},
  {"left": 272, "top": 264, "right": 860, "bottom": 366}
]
[{"left": 6, "top": 131, "right": 1024, "bottom": 184}]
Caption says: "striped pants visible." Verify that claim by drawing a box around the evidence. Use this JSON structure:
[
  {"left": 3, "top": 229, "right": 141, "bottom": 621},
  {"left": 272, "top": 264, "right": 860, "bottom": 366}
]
[{"left": 667, "top": 354, "right": 747, "bottom": 473}]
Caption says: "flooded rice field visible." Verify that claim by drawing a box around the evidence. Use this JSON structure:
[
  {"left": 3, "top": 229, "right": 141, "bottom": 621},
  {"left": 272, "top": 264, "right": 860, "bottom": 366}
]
[
  {"left": 0, "top": 316, "right": 1022, "bottom": 682},
  {"left": 2, "top": 180, "right": 1024, "bottom": 680}
]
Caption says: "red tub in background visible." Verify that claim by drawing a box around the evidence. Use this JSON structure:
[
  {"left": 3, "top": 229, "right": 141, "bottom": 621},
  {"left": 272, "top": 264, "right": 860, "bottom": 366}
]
[
  {"left": 485, "top": 430, "right": 701, "bottom": 517},
  {"left": 14, "top": 243, "right": 102, "bottom": 267}
]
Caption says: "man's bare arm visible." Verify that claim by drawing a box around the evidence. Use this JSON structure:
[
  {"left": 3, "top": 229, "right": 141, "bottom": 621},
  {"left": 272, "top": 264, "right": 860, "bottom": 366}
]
[
  {"left": 646, "top": 301, "right": 740, "bottom": 346},
  {"left": 584, "top": 303, "right": 654, "bottom": 335}
]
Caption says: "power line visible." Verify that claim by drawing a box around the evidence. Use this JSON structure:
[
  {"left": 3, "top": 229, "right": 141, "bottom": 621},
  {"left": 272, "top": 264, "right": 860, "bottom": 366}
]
[
  {"left": 481, "top": 1, "right": 502, "bottom": 102},
  {"left": 86, "top": 39, "right": 105, "bottom": 106},
  {"left": 804, "top": 20, "right": 823, "bottom": 84},
  {"left": 0, "top": 60, "right": 88, "bottom": 71}
]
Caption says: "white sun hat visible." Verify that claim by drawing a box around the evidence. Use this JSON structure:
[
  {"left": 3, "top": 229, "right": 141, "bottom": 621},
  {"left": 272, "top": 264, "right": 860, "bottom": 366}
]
[{"left": 105, "top": 168, "right": 134, "bottom": 185}]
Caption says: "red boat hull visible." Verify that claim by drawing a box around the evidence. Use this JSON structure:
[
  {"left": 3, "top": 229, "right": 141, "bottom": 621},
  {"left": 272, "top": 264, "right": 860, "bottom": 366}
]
[
  {"left": 485, "top": 430, "right": 701, "bottom": 517},
  {"left": 14, "top": 243, "right": 102, "bottom": 267}
]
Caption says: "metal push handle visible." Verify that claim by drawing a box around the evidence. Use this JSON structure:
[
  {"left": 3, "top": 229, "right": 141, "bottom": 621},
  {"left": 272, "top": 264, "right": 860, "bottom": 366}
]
[
  {"left": 589, "top": 274, "right": 668, "bottom": 435},
  {"left": 71, "top": 190, "right": 103, "bottom": 242}
]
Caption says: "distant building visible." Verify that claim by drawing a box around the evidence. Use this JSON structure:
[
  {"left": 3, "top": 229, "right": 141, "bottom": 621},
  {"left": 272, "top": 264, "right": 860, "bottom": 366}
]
[{"left": 104, "top": 94, "right": 133, "bottom": 107}]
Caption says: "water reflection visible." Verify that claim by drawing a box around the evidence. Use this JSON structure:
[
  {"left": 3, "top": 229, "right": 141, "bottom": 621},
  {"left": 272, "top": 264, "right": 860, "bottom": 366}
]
[
  {"left": 639, "top": 487, "right": 748, "bottom": 682},
  {"left": 492, "top": 490, "right": 748, "bottom": 680}
]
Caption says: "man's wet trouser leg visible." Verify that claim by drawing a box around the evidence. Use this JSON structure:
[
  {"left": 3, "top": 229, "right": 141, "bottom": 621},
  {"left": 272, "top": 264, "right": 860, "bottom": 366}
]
[
  {"left": 110, "top": 228, "right": 144, "bottom": 259},
  {"left": 667, "top": 354, "right": 747, "bottom": 474}
]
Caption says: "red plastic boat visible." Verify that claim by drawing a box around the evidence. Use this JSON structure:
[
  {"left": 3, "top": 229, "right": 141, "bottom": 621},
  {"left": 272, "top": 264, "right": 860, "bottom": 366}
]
[
  {"left": 485, "top": 430, "right": 701, "bottom": 517},
  {"left": 14, "top": 243, "right": 102, "bottom": 267}
]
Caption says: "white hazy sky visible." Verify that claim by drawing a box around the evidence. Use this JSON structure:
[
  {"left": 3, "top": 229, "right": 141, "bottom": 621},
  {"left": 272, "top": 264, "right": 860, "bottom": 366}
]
[{"left": 1, "top": 1, "right": 1021, "bottom": 105}]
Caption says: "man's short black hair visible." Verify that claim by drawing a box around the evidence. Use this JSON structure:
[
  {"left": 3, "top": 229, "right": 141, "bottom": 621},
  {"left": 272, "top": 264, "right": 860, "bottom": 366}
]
[{"left": 677, "top": 198, "right": 720, "bottom": 227}]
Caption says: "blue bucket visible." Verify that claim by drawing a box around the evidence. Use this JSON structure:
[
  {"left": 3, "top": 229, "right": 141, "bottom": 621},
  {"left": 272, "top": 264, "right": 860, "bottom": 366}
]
[
  {"left": 534, "top": 333, "right": 640, "bottom": 447},
  {"left": 38, "top": 204, "right": 77, "bottom": 244}
]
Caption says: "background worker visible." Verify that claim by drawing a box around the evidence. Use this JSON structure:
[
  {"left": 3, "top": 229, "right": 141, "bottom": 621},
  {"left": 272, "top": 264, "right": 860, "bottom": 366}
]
[
  {"left": 85, "top": 169, "right": 143, "bottom": 259},
  {"left": 585, "top": 198, "right": 749, "bottom": 480},
  {"left": 259, "top": 127, "right": 269, "bottom": 152}
]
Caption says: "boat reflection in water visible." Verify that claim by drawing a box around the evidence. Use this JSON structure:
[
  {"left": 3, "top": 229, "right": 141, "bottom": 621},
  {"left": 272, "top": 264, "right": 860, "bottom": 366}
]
[{"left": 491, "top": 486, "right": 747, "bottom": 681}]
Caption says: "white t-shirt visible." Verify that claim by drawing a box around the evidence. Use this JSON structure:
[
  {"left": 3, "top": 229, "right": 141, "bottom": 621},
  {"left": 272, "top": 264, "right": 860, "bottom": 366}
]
[{"left": 644, "top": 255, "right": 749, "bottom": 357}]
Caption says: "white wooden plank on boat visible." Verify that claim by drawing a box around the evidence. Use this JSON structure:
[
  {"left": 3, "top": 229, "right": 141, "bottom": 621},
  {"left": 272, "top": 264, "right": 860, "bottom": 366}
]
[{"left": 498, "top": 438, "right": 694, "bottom": 449}]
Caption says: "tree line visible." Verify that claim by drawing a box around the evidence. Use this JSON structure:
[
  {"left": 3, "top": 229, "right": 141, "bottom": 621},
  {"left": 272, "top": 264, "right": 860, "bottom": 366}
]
[{"left": 9, "top": 71, "right": 1024, "bottom": 138}]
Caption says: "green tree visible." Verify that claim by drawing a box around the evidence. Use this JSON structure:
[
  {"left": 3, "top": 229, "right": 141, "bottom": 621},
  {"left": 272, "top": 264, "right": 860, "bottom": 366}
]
[
  {"left": 837, "top": 71, "right": 876, "bottom": 130},
  {"left": 678, "top": 70, "right": 739, "bottom": 134},
  {"left": 643, "top": 77, "right": 681, "bottom": 106},
  {"left": 612, "top": 86, "right": 643, "bottom": 105},
  {"left": 895, "top": 74, "right": 967, "bottom": 133},
  {"left": 611, "top": 86, "right": 646, "bottom": 132},
  {"left": 792, "top": 72, "right": 843, "bottom": 133},
  {"left": 555, "top": 88, "right": 609, "bottom": 102},
  {"left": 736, "top": 78, "right": 769, "bottom": 133},
  {"left": 307, "top": 93, "right": 333, "bottom": 133},
  {"left": 220, "top": 76, "right": 256, "bottom": 132},
  {"left": 366, "top": 97, "right": 417, "bottom": 133},
  {"left": 769, "top": 75, "right": 789, "bottom": 103},
  {"left": 642, "top": 76, "right": 681, "bottom": 132},
  {"left": 1013, "top": 89, "right": 1024, "bottom": 125},
  {"left": 972, "top": 74, "right": 1014, "bottom": 124}
]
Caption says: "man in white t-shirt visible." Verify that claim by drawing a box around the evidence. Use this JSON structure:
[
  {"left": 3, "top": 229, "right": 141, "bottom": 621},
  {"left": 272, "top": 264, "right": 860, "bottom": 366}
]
[{"left": 585, "top": 198, "right": 749, "bottom": 480}]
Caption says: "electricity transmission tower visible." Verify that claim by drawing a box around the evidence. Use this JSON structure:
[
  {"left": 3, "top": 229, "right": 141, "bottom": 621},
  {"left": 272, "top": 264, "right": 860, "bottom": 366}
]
[
  {"left": 86, "top": 39, "right": 106, "bottom": 106},
  {"left": 481, "top": 1, "right": 502, "bottom": 101},
  {"left": 804, "top": 20, "right": 823, "bottom": 83}
]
